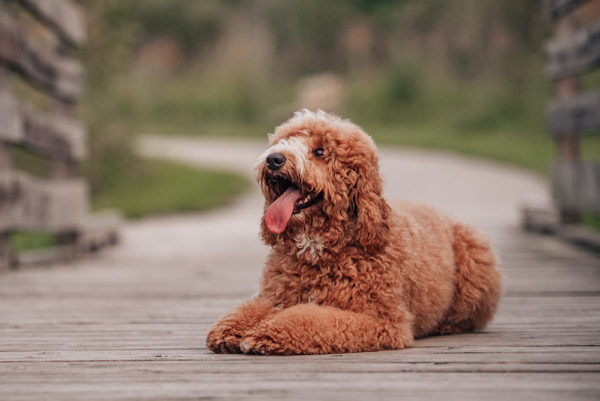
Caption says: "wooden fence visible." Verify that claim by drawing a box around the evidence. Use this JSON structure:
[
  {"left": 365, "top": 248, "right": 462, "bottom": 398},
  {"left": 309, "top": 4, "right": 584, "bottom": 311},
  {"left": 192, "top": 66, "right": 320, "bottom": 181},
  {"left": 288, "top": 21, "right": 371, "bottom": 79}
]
[
  {"left": 0, "top": 0, "right": 118, "bottom": 270},
  {"left": 524, "top": 0, "right": 600, "bottom": 239}
]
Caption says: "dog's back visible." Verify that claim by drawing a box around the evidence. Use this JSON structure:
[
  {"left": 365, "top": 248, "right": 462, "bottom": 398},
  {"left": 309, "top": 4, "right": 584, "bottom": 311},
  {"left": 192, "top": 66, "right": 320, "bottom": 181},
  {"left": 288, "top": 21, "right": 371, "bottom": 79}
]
[{"left": 387, "top": 200, "right": 501, "bottom": 337}]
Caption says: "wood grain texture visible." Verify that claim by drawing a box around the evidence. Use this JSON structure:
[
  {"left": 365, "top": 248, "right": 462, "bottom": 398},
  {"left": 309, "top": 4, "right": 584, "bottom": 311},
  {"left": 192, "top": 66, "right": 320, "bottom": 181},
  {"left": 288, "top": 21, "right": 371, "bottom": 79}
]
[
  {"left": 552, "top": 161, "right": 600, "bottom": 213},
  {"left": 547, "top": 90, "right": 600, "bottom": 136},
  {"left": 545, "top": 18, "right": 600, "bottom": 79},
  {"left": 17, "top": 0, "right": 86, "bottom": 47},
  {"left": 546, "top": 0, "right": 591, "bottom": 21},
  {"left": 0, "top": 224, "right": 599, "bottom": 400},
  {"left": 0, "top": 170, "right": 87, "bottom": 231},
  {"left": 0, "top": 90, "right": 86, "bottom": 161},
  {"left": 0, "top": 12, "right": 82, "bottom": 102}
]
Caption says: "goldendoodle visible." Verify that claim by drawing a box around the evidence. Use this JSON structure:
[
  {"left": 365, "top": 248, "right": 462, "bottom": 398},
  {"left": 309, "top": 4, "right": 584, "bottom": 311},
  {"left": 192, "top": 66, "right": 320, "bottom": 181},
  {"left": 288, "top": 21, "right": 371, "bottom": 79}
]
[{"left": 206, "top": 109, "right": 502, "bottom": 355}]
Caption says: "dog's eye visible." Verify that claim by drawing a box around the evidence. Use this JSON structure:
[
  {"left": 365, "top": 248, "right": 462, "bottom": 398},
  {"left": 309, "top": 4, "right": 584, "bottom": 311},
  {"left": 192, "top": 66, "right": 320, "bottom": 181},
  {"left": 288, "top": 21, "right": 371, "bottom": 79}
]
[{"left": 313, "top": 148, "right": 324, "bottom": 158}]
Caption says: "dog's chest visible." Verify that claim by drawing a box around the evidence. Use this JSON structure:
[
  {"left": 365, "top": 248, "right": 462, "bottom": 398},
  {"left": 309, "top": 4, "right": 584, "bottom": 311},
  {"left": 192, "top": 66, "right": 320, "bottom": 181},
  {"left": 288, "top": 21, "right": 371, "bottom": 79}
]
[
  {"left": 286, "top": 261, "right": 368, "bottom": 309},
  {"left": 294, "top": 233, "right": 325, "bottom": 260}
]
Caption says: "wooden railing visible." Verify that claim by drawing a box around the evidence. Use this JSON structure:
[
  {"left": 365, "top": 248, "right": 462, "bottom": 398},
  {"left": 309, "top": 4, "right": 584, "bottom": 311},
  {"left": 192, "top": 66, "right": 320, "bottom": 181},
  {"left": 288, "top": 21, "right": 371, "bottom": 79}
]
[
  {"left": 547, "top": 0, "right": 600, "bottom": 223},
  {"left": 0, "top": 0, "right": 118, "bottom": 270},
  {"left": 524, "top": 0, "right": 600, "bottom": 239}
]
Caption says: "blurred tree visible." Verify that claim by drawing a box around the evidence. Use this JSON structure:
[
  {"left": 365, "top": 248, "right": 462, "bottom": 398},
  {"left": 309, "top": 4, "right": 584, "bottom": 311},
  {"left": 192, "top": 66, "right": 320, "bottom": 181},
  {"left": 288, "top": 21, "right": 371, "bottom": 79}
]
[{"left": 80, "top": 0, "right": 140, "bottom": 195}]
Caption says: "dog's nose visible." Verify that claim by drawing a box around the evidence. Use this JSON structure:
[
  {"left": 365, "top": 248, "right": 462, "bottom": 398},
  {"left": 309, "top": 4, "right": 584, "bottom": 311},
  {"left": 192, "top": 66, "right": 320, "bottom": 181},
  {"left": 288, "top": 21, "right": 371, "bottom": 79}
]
[{"left": 266, "top": 153, "right": 286, "bottom": 170}]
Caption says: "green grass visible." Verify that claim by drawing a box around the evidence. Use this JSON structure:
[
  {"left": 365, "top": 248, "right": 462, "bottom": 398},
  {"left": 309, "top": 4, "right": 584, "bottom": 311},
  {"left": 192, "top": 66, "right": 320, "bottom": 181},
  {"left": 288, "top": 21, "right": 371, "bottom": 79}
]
[
  {"left": 11, "top": 231, "right": 56, "bottom": 252},
  {"left": 583, "top": 214, "right": 600, "bottom": 232},
  {"left": 91, "top": 157, "right": 249, "bottom": 219}
]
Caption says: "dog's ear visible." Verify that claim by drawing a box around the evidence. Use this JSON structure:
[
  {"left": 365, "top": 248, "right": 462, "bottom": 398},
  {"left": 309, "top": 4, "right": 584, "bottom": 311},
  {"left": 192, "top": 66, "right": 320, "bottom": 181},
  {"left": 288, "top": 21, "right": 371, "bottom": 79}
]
[{"left": 348, "top": 161, "right": 391, "bottom": 253}]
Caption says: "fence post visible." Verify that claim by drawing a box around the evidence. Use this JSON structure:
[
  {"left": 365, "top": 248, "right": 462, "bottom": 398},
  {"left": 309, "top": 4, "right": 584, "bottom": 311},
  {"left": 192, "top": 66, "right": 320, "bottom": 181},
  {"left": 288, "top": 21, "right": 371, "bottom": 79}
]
[
  {"left": 0, "top": 0, "right": 119, "bottom": 269},
  {"left": 523, "top": 0, "right": 600, "bottom": 238},
  {"left": 554, "top": 14, "right": 581, "bottom": 224}
]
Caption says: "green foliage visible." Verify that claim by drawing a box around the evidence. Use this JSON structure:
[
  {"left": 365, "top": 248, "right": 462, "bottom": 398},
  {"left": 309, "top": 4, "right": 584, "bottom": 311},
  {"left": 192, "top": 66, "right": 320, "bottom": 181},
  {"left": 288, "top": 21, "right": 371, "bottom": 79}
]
[
  {"left": 347, "top": 64, "right": 423, "bottom": 123},
  {"left": 91, "top": 158, "right": 249, "bottom": 219},
  {"left": 80, "top": 0, "right": 140, "bottom": 196},
  {"left": 127, "top": 0, "right": 225, "bottom": 53},
  {"left": 267, "top": 0, "right": 351, "bottom": 74},
  {"left": 107, "top": 69, "right": 288, "bottom": 135}
]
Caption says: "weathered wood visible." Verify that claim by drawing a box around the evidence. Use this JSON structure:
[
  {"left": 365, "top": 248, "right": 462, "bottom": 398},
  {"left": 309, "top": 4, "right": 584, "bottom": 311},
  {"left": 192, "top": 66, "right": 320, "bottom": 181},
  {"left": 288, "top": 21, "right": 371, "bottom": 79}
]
[
  {"left": 2, "top": 345, "right": 600, "bottom": 364},
  {"left": 0, "top": 170, "right": 87, "bottom": 231},
  {"left": 0, "top": 90, "right": 86, "bottom": 161},
  {"left": 0, "top": 12, "right": 82, "bottom": 102},
  {"left": 546, "top": 0, "right": 591, "bottom": 21},
  {"left": 522, "top": 205, "right": 560, "bottom": 233},
  {"left": 552, "top": 161, "right": 600, "bottom": 213},
  {"left": 545, "top": 18, "right": 600, "bottom": 79},
  {"left": 17, "top": 0, "right": 86, "bottom": 47},
  {"left": 0, "top": 372, "right": 597, "bottom": 401},
  {"left": 547, "top": 89, "right": 600, "bottom": 136}
]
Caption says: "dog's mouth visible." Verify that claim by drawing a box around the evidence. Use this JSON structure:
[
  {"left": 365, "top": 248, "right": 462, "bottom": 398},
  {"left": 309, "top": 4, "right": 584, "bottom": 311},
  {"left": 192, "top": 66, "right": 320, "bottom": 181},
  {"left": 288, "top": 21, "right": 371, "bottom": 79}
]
[{"left": 264, "top": 174, "right": 323, "bottom": 234}]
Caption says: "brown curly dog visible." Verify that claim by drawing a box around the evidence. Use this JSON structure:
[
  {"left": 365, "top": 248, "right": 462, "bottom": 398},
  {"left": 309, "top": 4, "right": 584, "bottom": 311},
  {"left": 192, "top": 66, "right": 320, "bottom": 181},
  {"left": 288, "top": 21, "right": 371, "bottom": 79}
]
[{"left": 206, "top": 109, "right": 502, "bottom": 355}]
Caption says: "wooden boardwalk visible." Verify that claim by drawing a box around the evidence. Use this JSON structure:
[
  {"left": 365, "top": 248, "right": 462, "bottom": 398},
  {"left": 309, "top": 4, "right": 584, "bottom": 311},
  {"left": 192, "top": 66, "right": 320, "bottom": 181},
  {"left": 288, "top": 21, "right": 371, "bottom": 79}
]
[{"left": 1, "top": 137, "right": 599, "bottom": 400}]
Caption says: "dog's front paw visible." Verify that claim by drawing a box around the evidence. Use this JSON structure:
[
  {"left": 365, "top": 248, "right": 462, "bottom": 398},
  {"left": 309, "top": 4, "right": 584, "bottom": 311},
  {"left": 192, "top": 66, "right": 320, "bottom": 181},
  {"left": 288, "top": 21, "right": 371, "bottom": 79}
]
[
  {"left": 240, "top": 330, "right": 292, "bottom": 355},
  {"left": 206, "top": 323, "right": 245, "bottom": 354}
]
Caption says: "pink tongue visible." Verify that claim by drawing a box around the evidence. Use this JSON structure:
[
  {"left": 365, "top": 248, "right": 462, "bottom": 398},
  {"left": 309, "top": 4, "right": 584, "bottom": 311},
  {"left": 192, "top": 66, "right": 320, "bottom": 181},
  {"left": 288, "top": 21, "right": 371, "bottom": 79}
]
[{"left": 265, "top": 187, "right": 301, "bottom": 234}]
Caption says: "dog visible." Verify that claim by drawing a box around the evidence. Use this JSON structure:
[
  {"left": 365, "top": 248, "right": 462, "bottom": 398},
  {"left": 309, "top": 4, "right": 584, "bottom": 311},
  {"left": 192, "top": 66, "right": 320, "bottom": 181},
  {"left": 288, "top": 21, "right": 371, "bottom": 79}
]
[{"left": 206, "top": 109, "right": 502, "bottom": 355}]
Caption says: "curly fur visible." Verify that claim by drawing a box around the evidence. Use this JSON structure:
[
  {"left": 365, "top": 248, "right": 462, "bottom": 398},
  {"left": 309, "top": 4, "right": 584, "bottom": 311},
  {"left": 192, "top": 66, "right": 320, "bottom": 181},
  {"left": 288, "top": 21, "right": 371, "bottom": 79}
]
[{"left": 206, "top": 109, "right": 502, "bottom": 355}]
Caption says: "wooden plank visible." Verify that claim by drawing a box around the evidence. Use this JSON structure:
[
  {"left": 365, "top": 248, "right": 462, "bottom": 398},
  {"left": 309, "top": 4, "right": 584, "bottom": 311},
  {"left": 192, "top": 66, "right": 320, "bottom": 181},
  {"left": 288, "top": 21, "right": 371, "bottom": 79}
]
[
  {"left": 0, "top": 170, "right": 87, "bottom": 231},
  {"left": 1, "top": 359, "right": 599, "bottom": 375},
  {"left": 547, "top": 89, "right": 600, "bottom": 136},
  {"left": 17, "top": 0, "right": 85, "bottom": 47},
  {"left": 1, "top": 345, "right": 599, "bottom": 364},
  {"left": 0, "top": 372, "right": 598, "bottom": 401},
  {"left": 545, "top": 18, "right": 600, "bottom": 79},
  {"left": 0, "top": 12, "right": 82, "bottom": 102},
  {"left": 546, "top": 0, "right": 591, "bottom": 21},
  {"left": 0, "top": 90, "right": 86, "bottom": 161},
  {"left": 552, "top": 161, "right": 600, "bottom": 213}
]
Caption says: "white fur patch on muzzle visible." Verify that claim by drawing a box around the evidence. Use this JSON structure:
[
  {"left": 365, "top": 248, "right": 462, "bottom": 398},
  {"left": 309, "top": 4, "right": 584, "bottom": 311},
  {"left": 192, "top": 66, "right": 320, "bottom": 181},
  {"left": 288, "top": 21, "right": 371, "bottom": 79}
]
[{"left": 254, "top": 136, "right": 309, "bottom": 179}]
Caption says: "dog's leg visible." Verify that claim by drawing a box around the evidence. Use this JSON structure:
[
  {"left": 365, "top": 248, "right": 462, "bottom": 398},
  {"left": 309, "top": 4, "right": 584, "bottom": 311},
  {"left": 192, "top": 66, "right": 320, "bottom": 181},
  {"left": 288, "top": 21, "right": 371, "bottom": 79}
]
[
  {"left": 239, "top": 304, "right": 413, "bottom": 355},
  {"left": 206, "top": 298, "right": 277, "bottom": 353},
  {"left": 438, "top": 224, "right": 502, "bottom": 335}
]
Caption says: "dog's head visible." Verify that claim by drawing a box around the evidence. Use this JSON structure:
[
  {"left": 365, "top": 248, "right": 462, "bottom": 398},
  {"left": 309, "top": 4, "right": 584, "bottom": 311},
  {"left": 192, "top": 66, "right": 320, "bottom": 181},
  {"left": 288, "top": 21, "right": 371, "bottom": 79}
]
[{"left": 254, "top": 109, "right": 390, "bottom": 261}]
